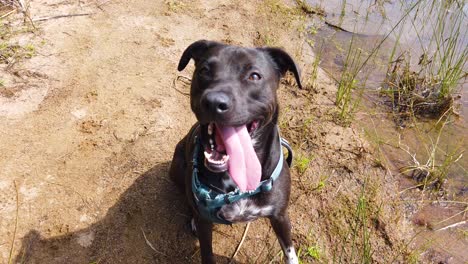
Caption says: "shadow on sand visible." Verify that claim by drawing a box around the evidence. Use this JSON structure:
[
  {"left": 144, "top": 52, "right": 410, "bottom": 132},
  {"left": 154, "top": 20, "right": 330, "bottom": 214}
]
[{"left": 14, "top": 162, "right": 239, "bottom": 263}]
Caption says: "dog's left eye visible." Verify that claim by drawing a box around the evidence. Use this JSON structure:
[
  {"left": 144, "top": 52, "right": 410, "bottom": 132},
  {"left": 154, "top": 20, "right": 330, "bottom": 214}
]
[
  {"left": 248, "top": 73, "right": 262, "bottom": 81},
  {"left": 199, "top": 66, "right": 210, "bottom": 76}
]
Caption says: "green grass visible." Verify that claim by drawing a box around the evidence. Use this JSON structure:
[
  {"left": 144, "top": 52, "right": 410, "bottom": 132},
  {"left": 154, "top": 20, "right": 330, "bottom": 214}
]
[
  {"left": 330, "top": 178, "right": 375, "bottom": 264},
  {"left": 336, "top": 71, "right": 359, "bottom": 119},
  {"left": 307, "top": 51, "right": 321, "bottom": 90},
  {"left": 164, "top": 1, "right": 187, "bottom": 13},
  {"left": 305, "top": 244, "right": 322, "bottom": 260},
  {"left": 0, "top": 9, "right": 37, "bottom": 66},
  {"left": 335, "top": 17, "right": 359, "bottom": 119},
  {"left": 332, "top": 0, "right": 427, "bottom": 122},
  {"left": 423, "top": 0, "right": 467, "bottom": 98},
  {"left": 295, "top": 229, "right": 325, "bottom": 263},
  {"left": 297, "top": 244, "right": 323, "bottom": 263},
  {"left": 383, "top": 0, "right": 466, "bottom": 121},
  {"left": 0, "top": 42, "right": 36, "bottom": 65},
  {"left": 313, "top": 176, "right": 327, "bottom": 191},
  {"left": 340, "top": 0, "right": 347, "bottom": 22},
  {"left": 295, "top": 153, "right": 312, "bottom": 174}
]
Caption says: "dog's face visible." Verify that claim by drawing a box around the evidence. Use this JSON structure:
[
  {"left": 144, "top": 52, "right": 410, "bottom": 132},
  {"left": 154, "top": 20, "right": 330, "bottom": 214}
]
[{"left": 178, "top": 40, "right": 301, "bottom": 191}]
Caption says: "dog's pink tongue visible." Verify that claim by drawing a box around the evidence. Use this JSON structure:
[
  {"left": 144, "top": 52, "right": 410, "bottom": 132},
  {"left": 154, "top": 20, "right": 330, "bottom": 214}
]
[{"left": 218, "top": 125, "right": 261, "bottom": 191}]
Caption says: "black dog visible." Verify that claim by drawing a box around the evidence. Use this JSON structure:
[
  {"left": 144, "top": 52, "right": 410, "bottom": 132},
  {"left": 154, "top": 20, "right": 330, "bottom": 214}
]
[{"left": 169, "top": 40, "right": 302, "bottom": 264}]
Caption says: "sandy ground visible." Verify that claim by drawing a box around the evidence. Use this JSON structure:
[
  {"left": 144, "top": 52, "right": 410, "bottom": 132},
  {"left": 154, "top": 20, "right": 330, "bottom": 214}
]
[{"left": 0, "top": 1, "right": 411, "bottom": 263}]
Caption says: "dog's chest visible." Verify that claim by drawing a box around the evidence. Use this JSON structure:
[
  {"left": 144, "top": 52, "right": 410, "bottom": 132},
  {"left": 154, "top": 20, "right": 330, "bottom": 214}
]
[
  {"left": 218, "top": 199, "right": 274, "bottom": 222},
  {"left": 208, "top": 172, "right": 275, "bottom": 222}
]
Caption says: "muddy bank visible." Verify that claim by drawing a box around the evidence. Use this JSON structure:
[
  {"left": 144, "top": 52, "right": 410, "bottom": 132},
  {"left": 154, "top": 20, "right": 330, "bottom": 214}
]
[{"left": 1, "top": 1, "right": 410, "bottom": 263}]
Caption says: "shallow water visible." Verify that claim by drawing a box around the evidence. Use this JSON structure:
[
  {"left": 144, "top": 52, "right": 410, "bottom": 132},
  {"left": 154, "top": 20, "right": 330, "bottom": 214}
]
[{"left": 306, "top": 0, "right": 467, "bottom": 262}]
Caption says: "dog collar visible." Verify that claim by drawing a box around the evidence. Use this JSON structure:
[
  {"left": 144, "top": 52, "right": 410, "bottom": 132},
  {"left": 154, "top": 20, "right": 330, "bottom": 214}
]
[{"left": 191, "top": 129, "right": 293, "bottom": 224}]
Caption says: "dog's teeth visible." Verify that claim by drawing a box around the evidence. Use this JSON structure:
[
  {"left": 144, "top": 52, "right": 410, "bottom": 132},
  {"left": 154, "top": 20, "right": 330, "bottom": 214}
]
[
  {"left": 204, "top": 151, "right": 212, "bottom": 159},
  {"left": 208, "top": 123, "right": 213, "bottom": 135},
  {"left": 204, "top": 150, "right": 228, "bottom": 165}
]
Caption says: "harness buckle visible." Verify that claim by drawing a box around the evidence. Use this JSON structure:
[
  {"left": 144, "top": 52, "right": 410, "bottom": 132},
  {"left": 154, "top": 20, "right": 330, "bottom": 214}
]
[{"left": 261, "top": 178, "right": 274, "bottom": 192}]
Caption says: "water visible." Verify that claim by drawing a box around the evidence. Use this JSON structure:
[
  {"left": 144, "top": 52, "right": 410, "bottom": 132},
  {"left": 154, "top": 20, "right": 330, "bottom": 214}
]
[{"left": 306, "top": 0, "right": 467, "bottom": 262}]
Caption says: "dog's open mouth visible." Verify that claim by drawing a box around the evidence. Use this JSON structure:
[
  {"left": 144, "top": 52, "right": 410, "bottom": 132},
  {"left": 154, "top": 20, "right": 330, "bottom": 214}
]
[
  {"left": 203, "top": 121, "right": 261, "bottom": 191},
  {"left": 203, "top": 121, "right": 259, "bottom": 172}
]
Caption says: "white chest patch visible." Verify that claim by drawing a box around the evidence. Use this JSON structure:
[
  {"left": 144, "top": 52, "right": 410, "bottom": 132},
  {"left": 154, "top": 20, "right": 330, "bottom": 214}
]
[{"left": 218, "top": 199, "right": 274, "bottom": 222}]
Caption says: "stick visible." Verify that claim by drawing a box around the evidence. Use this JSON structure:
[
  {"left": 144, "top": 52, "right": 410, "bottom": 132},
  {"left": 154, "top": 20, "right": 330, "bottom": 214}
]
[
  {"left": 18, "top": 0, "right": 26, "bottom": 10},
  {"left": 32, "top": 13, "right": 92, "bottom": 22},
  {"left": 141, "top": 228, "right": 168, "bottom": 256},
  {"left": 324, "top": 21, "right": 354, "bottom": 33},
  {"left": 435, "top": 220, "right": 467, "bottom": 231},
  {"left": 1, "top": 9, "right": 16, "bottom": 18},
  {"left": 17, "top": 0, "right": 37, "bottom": 30},
  {"left": 8, "top": 181, "right": 19, "bottom": 264},
  {"left": 229, "top": 222, "right": 250, "bottom": 263}
]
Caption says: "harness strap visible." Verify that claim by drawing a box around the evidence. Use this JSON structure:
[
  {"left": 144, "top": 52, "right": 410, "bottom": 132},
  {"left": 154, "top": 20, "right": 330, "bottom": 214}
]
[{"left": 280, "top": 137, "right": 293, "bottom": 167}]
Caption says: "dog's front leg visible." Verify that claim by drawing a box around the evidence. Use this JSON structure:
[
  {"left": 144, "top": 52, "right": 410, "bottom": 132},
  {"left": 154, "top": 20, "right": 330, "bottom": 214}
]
[
  {"left": 270, "top": 214, "right": 298, "bottom": 264},
  {"left": 195, "top": 216, "right": 216, "bottom": 264}
]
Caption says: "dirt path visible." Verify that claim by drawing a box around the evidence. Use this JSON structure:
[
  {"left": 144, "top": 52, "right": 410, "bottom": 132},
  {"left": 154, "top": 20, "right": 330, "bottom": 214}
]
[{"left": 1, "top": 1, "right": 410, "bottom": 263}]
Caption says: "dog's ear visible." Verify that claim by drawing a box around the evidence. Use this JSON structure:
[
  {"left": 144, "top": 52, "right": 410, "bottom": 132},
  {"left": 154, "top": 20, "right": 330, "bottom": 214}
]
[
  {"left": 178, "top": 40, "right": 220, "bottom": 71},
  {"left": 260, "top": 47, "right": 302, "bottom": 89}
]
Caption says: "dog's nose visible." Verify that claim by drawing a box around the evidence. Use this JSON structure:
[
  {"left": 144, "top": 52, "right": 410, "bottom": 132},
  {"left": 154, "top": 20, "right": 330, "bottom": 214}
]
[{"left": 204, "top": 92, "right": 231, "bottom": 114}]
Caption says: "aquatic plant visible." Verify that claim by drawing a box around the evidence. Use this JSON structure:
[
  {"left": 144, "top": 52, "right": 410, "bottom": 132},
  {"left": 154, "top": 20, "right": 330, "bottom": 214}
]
[{"left": 384, "top": 0, "right": 467, "bottom": 122}]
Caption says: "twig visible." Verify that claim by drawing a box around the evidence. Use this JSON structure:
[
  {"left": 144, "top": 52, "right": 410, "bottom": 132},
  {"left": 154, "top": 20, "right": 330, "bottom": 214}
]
[
  {"left": 141, "top": 228, "right": 168, "bottom": 256},
  {"left": 17, "top": 0, "right": 25, "bottom": 10},
  {"left": 1, "top": 9, "right": 16, "bottom": 18},
  {"left": 435, "top": 220, "right": 467, "bottom": 231},
  {"left": 229, "top": 222, "right": 250, "bottom": 263},
  {"left": 17, "top": 0, "right": 36, "bottom": 30},
  {"left": 8, "top": 180, "right": 19, "bottom": 264},
  {"left": 32, "top": 13, "right": 92, "bottom": 22},
  {"left": 434, "top": 207, "right": 468, "bottom": 226},
  {"left": 324, "top": 21, "right": 354, "bottom": 33},
  {"left": 398, "top": 183, "right": 425, "bottom": 194}
]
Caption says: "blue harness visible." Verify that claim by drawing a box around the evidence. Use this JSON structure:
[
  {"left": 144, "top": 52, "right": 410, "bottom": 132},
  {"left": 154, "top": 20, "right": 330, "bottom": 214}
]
[{"left": 191, "top": 132, "right": 293, "bottom": 224}]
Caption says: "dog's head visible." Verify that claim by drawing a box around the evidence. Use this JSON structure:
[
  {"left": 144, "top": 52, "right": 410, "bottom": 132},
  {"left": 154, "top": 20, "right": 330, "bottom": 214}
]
[{"left": 178, "top": 40, "right": 301, "bottom": 191}]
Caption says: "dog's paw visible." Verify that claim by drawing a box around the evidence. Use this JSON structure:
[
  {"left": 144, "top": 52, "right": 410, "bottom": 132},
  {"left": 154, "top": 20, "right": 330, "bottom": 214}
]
[{"left": 285, "top": 246, "right": 299, "bottom": 264}]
